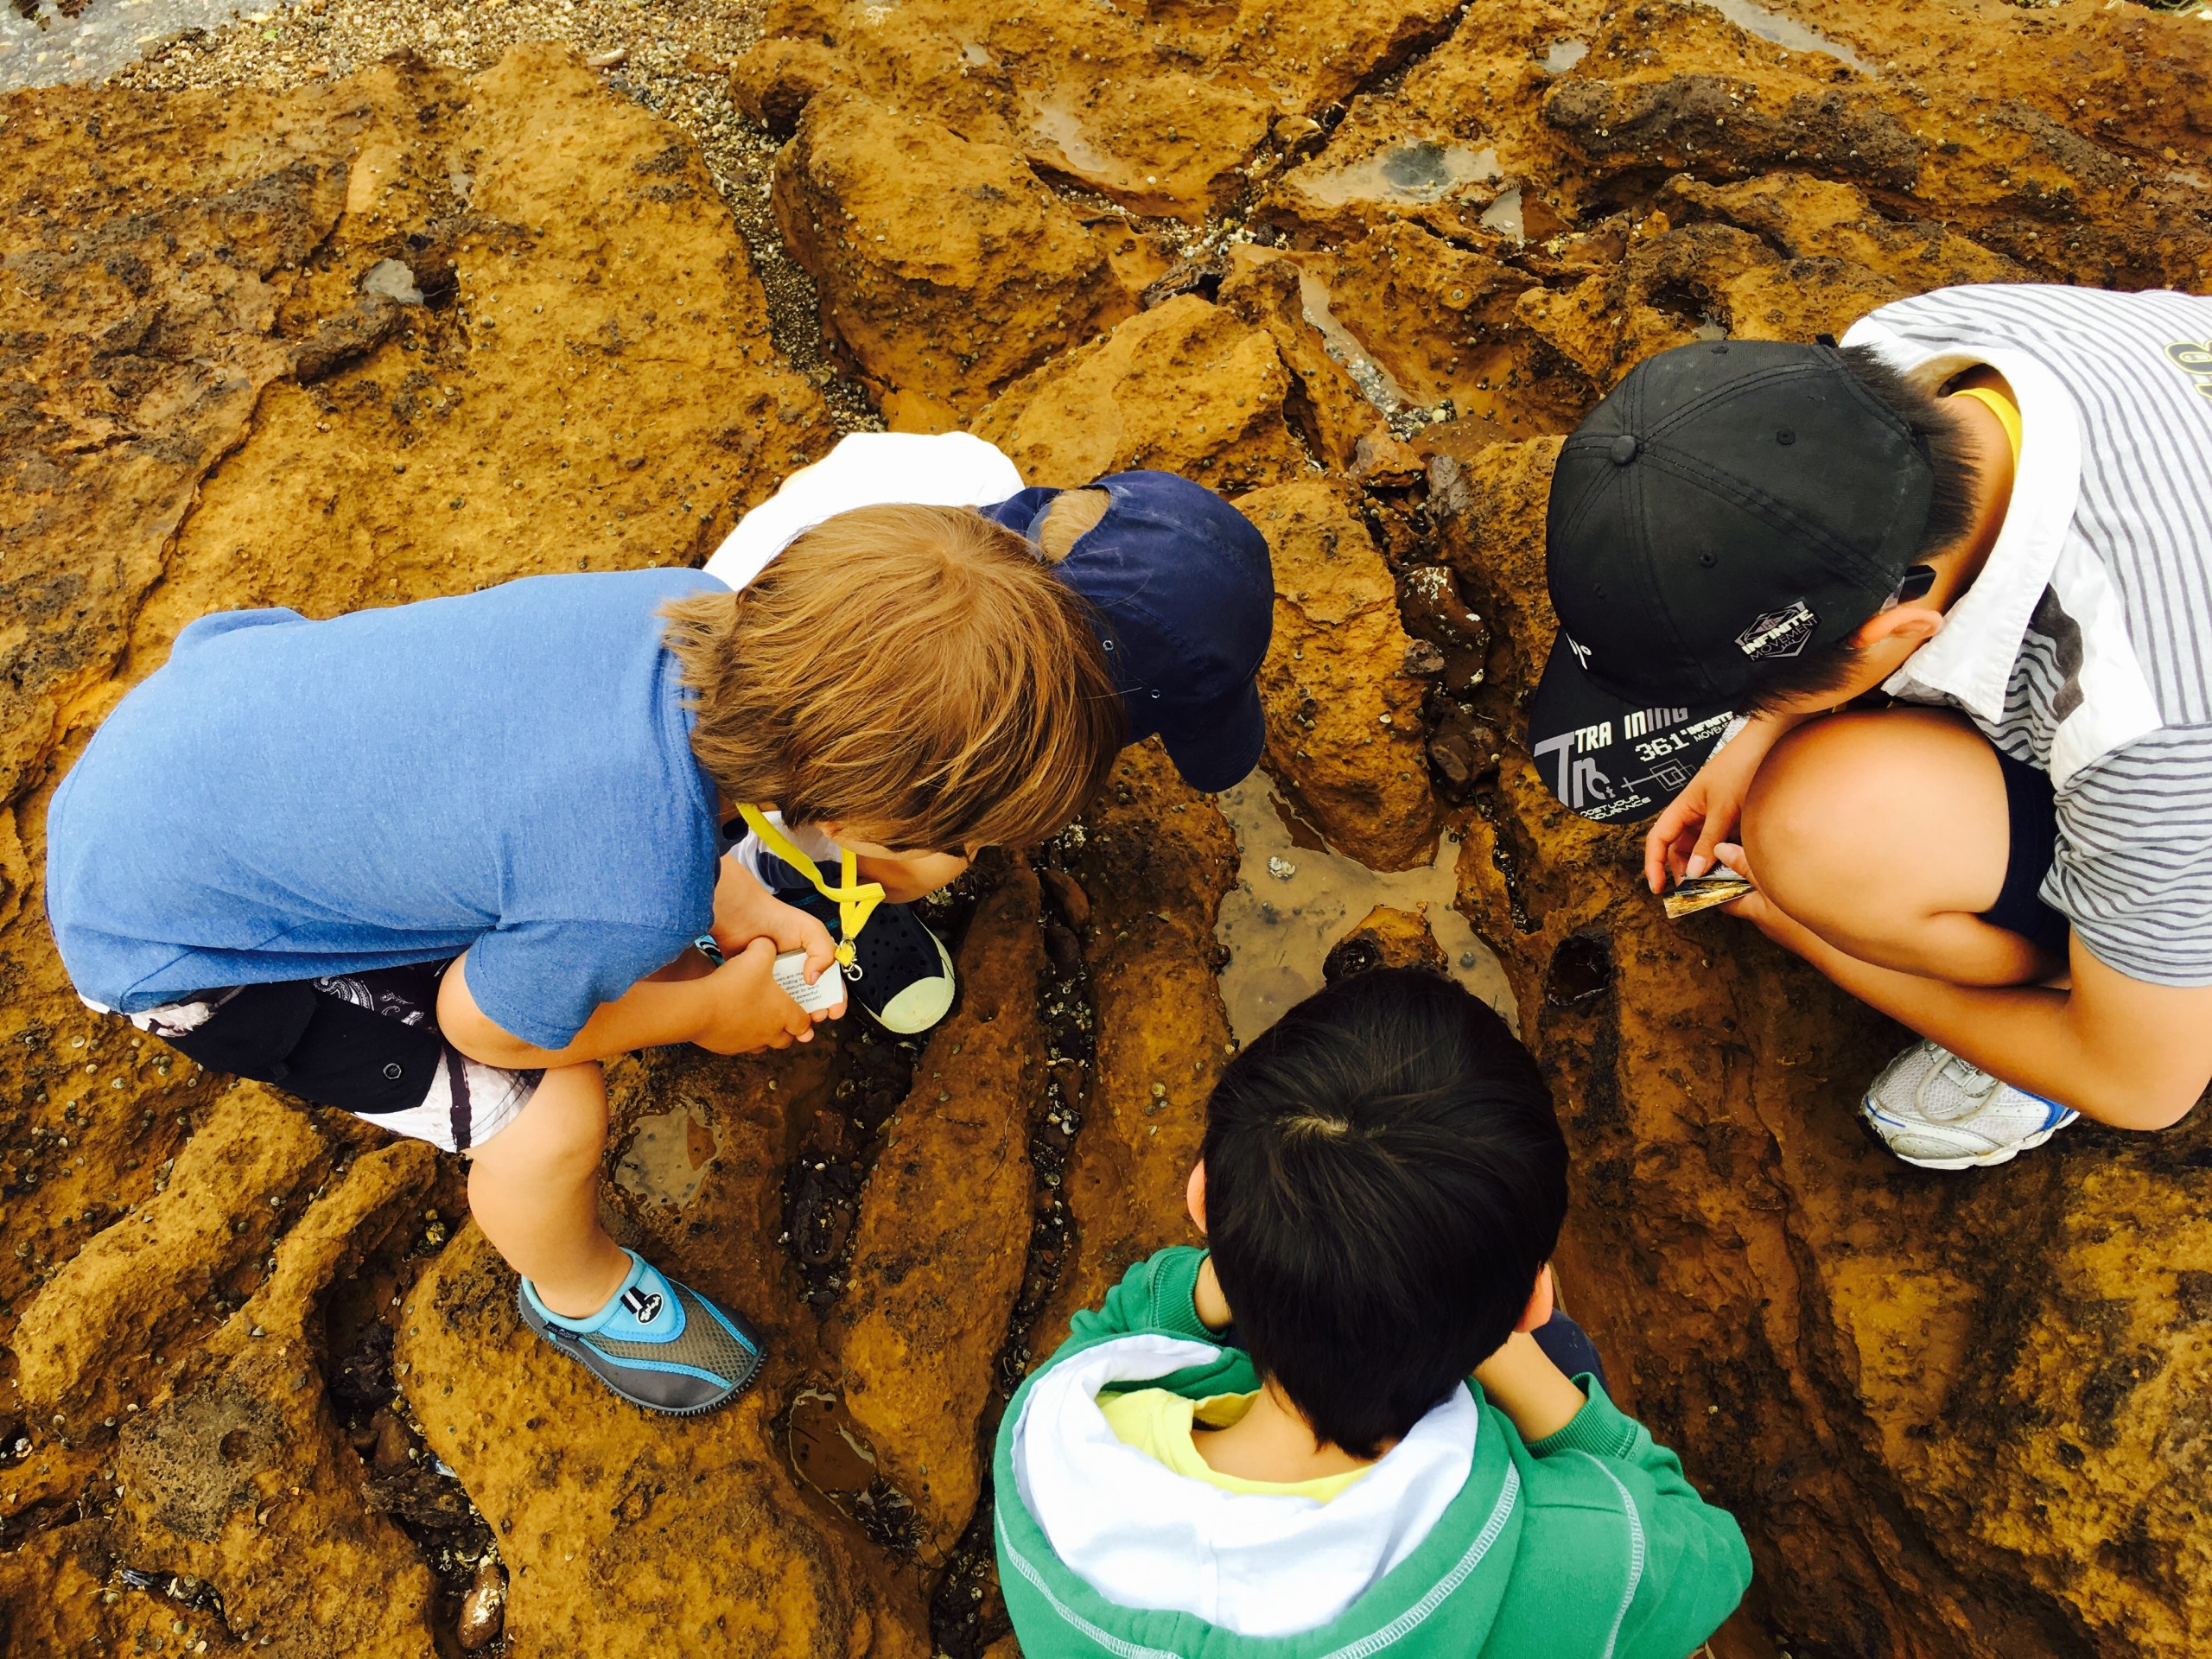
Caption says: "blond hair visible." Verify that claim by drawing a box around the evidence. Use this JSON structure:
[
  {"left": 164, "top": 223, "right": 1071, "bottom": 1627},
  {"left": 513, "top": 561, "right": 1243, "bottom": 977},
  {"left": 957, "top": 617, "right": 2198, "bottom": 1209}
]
[{"left": 662, "top": 504, "right": 1125, "bottom": 852}]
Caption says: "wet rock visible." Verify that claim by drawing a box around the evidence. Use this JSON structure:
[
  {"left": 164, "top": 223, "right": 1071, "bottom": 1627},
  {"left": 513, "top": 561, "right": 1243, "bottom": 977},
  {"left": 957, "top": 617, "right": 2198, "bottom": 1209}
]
[
  {"left": 115, "top": 1142, "right": 443, "bottom": 1657},
  {"left": 1397, "top": 563, "right": 1491, "bottom": 706},
  {"left": 1039, "top": 868, "right": 1090, "bottom": 931},
  {"left": 1216, "top": 251, "right": 1375, "bottom": 472},
  {"left": 1261, "top": 0, "right": 1581, "bottom": 248},
  {"left": 1300, "top": 222, "right": 1589, "bottom": 436},
  {"left": 734, "top": 0, "right": 1463, "bottom": 222},
  {"left": 1513, "top": 218, "right": 1779, "bottom": 391},
  {"left": 976, "top": 296, "right": 1321, "bottom": 491},
  {"left": 771, "top": 92, "right": 1136, "bottom": 429},
  {"left": 11, "top": 1089, "right": 329, "bottom": 1421},
  {"left": 831, "top": 867, "right": 1048, "bottom": 1560},
  {"left": 120, "top": 48, "right": 831, "bottom": 654},
  {"left": 1040, "top": 743, "right": 1239, "bottom": 1346},
  {"left": 1350, "top": 427, "right": 1426, "bottom": 486},
  {"left": 1141, "top": 250, "right": 1230, "bottom": 312},
  {"left": 1268, "top": 132, "right": 1510, "bottom": 249},
  {"left": 1545, "top": 71, "right": 1923, "bottom": 193},
  {"left": 1322, "top": 906, "right": 1446, "bottom": 982},
  {"left": 1402, "top": 639, "right": 1447, "bottom": 678},
  {"left": 1424, "top": 705, "right": 1503, "bottom": 805},
  {"left": 1656, "top": 173, "right": 2024, "bottom": 292},
  {"left": 457, "top": 1558, "right": 508, "bottom": 1650},
  {"left": 294, "top": 294, "right": 404, "bottom": 385},
  {"left": 1244, "top": 481, "right": 1439, "bottom": 872}
]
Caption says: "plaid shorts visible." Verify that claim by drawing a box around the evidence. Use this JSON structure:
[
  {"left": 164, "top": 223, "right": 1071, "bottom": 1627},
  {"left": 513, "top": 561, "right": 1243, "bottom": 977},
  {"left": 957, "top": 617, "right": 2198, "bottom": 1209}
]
[{"left": 106, "top": 960, "right": 540, "bottom": 1154}]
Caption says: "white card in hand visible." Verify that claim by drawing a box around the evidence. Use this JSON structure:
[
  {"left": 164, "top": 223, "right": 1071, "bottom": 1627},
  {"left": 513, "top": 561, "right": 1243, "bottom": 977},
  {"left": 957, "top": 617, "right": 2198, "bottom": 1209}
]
[{"left": 774, "top": 949, "right": 848, "bottom": 1014}]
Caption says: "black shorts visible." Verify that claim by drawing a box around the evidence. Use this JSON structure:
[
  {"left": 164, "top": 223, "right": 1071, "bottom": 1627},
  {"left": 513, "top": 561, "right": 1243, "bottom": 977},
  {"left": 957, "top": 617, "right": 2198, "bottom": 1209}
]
[
  {"left": 1982, "top": 747, "right": 2071, "bottom": 958},
  {"left": 117, "top": 962, "right": 540, "bottom": 1153}
]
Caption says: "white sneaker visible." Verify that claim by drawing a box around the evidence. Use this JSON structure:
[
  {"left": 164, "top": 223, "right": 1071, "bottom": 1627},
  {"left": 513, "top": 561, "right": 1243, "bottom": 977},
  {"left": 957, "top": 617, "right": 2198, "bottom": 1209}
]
[{"left": 1861, "top": 1040, "right": 2079, "bottom": 1170}]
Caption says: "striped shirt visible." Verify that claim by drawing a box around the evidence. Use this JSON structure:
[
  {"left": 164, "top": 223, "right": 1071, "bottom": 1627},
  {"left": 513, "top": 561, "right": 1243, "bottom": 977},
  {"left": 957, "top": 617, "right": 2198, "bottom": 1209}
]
[{"left": 1846, "top": 285, "right": 2212, "bottom": 987}]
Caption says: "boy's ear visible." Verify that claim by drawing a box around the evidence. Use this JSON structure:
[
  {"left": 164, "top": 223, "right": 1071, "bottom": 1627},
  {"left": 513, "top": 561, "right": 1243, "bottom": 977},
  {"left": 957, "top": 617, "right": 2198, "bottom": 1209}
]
[
  {"left": 1185, "top": 1161, "right": 1208, "bottom": 1236},
  {"left": 1513, "top": 1263, "right": 1556, "bottom": 1335},
  {"left": 1847, "top": 604, "right": 1944, "bottom": 652}
]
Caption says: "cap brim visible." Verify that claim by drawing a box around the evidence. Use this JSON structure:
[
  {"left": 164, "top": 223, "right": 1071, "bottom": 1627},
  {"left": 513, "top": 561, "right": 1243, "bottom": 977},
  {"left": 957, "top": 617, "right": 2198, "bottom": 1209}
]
[
  {"left": 1527, "top": 632, "right": 1736, "bottom": 824},
  {"left": 1160, "top": 680, "right": 1268, "bottom": 794}
]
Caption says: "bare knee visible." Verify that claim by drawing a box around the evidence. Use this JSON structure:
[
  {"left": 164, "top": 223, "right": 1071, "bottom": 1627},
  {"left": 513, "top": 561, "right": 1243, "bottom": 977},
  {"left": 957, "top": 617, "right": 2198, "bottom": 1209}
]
[
  {"left": 1745, "top": 709, "right": 2006, "bottom": 933},
  {"left": 1742, "top": 719, "right": 1882, "bottom": 918},
  {"left": 472, "top": 1062, "right": 607, "bottom": 1179}
]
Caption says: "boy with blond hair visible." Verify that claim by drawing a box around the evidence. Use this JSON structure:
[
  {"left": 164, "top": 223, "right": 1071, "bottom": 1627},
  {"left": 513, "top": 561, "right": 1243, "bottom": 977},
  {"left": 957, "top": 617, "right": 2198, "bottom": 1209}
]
[
  {"left": 702, "top": 430, "right": 1275, "bottom": 1034},
  {"left": 45, "top": 506, "right": 1122, "bottom": 1414}
]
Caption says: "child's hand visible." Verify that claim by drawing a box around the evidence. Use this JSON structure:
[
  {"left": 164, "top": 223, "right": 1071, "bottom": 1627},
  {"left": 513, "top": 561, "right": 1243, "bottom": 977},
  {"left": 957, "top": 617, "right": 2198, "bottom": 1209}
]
[
  {"left": 712, "top": 852, "right": 838, "bottom": 989},
  {"left": 692, "top": 938, "right": 818, "bottom": 1053},
  {"left": 1643, "top": 711, "right": 1804, "bottom": 893}
]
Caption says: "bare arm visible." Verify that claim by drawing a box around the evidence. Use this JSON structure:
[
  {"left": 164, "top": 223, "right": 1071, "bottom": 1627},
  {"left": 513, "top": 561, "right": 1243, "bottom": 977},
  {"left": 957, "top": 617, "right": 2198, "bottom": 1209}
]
[
  {"left": 1735, "top": 880, "right": 2212, "bottom": 1128},
  {"left": 436, "top": 938, "right": 817, "bottom": 1069}
]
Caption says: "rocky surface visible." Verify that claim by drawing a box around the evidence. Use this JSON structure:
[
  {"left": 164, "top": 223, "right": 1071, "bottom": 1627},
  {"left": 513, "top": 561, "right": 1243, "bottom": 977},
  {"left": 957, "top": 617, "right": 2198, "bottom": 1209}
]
[
  {"left": 1245, "top": 479, "right": 1440, "bottom": 871},
  {"left": 771, "top": 93, "right": 1137, "bottom": 429},
  {"left": 7, "top": 2, "right": 2212, "bottom": 1657}
]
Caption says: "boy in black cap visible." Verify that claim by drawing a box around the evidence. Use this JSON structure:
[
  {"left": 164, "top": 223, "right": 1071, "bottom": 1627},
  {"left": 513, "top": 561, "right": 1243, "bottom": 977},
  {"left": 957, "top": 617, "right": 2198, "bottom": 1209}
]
[
  {"left": 703, "top": 431, "right": 1271, "bottom": 1033},
  {"left": 1531, "top": 285, "right": 2212, "bottom": 1169}
]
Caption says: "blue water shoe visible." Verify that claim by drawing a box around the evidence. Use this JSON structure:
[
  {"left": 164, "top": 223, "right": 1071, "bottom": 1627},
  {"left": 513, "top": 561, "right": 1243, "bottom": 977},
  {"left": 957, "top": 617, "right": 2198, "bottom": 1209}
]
[{"left": 518, "top": 1250, "right": 763, "bottom": 1415}]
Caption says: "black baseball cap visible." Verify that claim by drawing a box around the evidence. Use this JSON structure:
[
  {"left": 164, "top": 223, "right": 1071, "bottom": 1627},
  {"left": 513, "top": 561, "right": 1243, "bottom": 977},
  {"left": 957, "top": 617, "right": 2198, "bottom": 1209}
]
[
  {"left": 1529, "top": 338, "right": 1935, "bottom": 823},
  {"left": 983, "top": 472, "right": 1274, "bottom": 792}
]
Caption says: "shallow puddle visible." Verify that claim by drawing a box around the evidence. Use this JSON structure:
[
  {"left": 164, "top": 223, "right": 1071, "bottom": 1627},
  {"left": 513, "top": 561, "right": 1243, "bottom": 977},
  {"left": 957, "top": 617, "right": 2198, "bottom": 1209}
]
[
  {"left": 1214, "top": 781, "right": 1516, "bottom": 1046},
  {"left": 1291, "top": 264, "right": 1412, "bottom": 417},
  {"left": 1479, "top": 185, "right": 1525, "bottom": 242},
  {"left": 0, "top": 0, "right": 292, "bottom": 90},
  {"left": 1025, "top": 98, "right": 1120, "bottom": 179},
  {"left": 613, "top": 1103, "right": 719, "bottom": 1210},
  {"left": 1297, "top": 140, "right": 1500, "bottom": 208},
  {"left": 1700, "top": 0, "right": 1875, "bottom": 74},
  {"left": 1537, "top": 39, "right": 1588, "bottom": 75}
]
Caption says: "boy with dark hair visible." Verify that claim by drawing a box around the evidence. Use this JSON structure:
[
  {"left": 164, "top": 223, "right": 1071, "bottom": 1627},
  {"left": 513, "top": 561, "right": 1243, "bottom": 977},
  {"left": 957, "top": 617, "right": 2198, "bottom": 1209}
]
[
  {"left": 995, "top": 969, "right": 1751, "bottom": 1657},
  {"left": 1530, "top": 286, "right": 2212, "bottom": 1167}
]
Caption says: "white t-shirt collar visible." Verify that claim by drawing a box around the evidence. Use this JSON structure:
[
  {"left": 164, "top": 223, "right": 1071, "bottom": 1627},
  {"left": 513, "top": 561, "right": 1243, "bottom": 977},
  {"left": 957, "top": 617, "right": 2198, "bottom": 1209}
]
[{"left": 1839, "top": 320, "right": 2085, "bottom": 725}]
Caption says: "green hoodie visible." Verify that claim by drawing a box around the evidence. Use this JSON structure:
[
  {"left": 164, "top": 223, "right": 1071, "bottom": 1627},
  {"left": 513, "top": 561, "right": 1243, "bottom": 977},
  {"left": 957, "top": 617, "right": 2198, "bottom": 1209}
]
[{"left": 995, "top": 1248, "right": 1751, "bottom": 1659}]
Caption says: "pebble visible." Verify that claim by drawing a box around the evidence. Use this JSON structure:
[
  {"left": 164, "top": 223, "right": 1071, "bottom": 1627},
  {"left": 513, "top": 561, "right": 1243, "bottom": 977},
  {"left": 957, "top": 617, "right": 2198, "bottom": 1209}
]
[{"left": 457, "top": 1559, "right": 509, "bottom": 1650}]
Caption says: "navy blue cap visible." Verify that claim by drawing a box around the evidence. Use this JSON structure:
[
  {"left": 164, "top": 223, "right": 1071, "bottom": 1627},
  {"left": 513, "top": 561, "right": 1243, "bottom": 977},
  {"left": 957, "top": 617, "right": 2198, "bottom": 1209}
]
[{"left": 983, "top": 471, "right": 1274, "bottom": 793}]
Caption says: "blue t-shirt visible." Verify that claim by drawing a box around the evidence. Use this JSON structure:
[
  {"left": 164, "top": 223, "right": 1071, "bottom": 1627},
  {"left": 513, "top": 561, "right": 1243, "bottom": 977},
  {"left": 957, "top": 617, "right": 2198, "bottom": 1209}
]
[{"left": 45, "top": 569, "right": 727, "bottom": 1051}]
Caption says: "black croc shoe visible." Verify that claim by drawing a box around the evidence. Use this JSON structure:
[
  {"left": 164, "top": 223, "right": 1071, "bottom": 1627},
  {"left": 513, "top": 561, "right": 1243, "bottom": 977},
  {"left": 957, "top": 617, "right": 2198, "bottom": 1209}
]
[{"left": 759, "top": 855, "right": 957, "bottom": 1036}]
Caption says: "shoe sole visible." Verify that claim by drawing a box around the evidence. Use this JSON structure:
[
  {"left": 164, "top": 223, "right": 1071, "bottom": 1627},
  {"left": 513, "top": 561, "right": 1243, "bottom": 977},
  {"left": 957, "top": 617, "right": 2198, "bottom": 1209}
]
[
  {"left": 1859, "top": 1101, "right": 2072, "bottom": 1171},
  {"left": 517, "top": 1287, "right": 762, "bottom": 1417}
]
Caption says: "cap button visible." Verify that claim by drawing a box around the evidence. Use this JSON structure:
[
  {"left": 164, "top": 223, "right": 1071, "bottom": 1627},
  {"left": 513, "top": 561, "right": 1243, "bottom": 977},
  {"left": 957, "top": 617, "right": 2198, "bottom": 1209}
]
[{"left": 1608, "top": 434, "right": 1640, "bottom": 466}]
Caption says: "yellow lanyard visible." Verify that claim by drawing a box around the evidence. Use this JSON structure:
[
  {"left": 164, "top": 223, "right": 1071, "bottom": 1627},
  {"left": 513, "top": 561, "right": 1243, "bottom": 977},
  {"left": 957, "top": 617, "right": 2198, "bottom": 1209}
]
[{"left": 734, "top": 804, "right": 885, "bottom": 976}]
